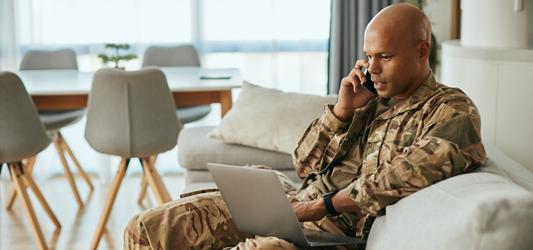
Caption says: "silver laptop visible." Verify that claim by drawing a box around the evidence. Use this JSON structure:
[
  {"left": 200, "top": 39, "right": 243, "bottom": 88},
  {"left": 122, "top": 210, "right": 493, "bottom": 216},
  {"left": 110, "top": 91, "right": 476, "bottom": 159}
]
[{"left": 207, "top": 163, "right": 366, "bottom": 247}]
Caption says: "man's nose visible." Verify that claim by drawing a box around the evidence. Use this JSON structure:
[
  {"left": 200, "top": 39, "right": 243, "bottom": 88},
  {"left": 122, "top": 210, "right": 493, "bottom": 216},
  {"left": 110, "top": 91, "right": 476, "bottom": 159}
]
[{"left": 368, "top": 60, "right": 381, "bottom": 75}]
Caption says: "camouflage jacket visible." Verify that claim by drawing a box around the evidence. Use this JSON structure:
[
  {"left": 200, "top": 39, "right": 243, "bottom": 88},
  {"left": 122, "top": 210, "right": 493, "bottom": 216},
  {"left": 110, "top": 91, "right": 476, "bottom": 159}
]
[{"left": 293, "top": 73, "right": 486, "bottom": 235}]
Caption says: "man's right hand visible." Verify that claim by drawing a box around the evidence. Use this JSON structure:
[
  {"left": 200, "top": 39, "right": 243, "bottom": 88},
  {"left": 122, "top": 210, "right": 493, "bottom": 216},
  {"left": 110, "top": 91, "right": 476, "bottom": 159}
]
[{"left": 332, "top": 60, "right": 377, "bottom": 121}]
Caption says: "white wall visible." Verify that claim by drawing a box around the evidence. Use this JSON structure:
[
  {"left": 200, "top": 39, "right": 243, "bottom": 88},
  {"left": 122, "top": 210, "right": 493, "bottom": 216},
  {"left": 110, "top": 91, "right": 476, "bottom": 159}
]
[
  {"left": 422, "top": 0, "right": 453, "bottom": 80},
  {"left": 423, "top": 0, "right": 453, "bottom": 44}
]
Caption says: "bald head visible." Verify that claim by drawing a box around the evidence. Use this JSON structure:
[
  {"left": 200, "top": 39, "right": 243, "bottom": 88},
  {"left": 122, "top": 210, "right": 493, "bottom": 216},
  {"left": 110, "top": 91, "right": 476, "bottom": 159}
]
[
  {"left": 362, "top": 3, "right": 433, "bottom": 99},
  {"left": 366, "top": 3, "right": 431, "bottom": 48}
]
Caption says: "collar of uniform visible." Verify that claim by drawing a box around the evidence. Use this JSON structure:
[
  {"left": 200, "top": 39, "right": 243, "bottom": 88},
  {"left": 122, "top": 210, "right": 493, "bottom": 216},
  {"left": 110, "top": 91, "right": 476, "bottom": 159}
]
[{"left": 375, "top": 71, "right": 438, "bottom": 120}]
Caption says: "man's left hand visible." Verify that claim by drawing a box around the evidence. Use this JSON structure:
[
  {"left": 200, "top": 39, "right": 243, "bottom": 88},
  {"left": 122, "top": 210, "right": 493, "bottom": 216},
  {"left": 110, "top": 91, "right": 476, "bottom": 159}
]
[{"left": 291, "top": 200, "right": 329, "bottom": 222}]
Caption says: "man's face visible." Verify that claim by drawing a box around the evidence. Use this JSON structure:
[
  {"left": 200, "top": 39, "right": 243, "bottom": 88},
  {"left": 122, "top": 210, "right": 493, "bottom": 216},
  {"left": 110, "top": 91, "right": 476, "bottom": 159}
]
[{"left": 363, "top": 28, "right": 420, "bottom": 99}]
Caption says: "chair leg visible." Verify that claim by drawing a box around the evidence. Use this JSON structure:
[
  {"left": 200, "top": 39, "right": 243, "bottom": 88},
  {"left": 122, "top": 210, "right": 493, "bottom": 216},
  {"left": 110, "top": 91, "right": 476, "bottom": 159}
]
[
  {"left": 58, "top": 132, "right": 94, "bottom": 190},
  {"left": 137, "top": 174, "right": 148, "bottom": 203},
  {"left": 90, "top": 158, "right": 130, "bottom": 250},
  {"left": 54, "top": 137, "right": 83, "bottom": 208},
  {"left": 9, "top": 163, "right": 49, "bottom": 250},
  {"left": 137, "top": 155, "right": 157, "bottom": 203},
  {"left": 5, "top": 185, "right": 17, "bottom": 210},
  {"left": 6, "top": 155, "right": 37, "bottom": 210},
  {"left": 27, "top": 155, "right": 38, "bottom": 172},
  {"left": 21, "top": 164, "right": 62, "bottom": 229},
  {"left": 141, "top": 157, "right": 171, "bottom": 204},
  {"left": 149, "top": 155, "right": 158, "bottom": 164}
]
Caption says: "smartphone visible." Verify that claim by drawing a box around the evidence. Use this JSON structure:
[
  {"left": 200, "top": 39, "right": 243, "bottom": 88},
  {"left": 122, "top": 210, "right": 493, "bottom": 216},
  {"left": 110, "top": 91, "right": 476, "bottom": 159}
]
[{"left": 362, "top": 67, "right": 377, "bottom": 95}]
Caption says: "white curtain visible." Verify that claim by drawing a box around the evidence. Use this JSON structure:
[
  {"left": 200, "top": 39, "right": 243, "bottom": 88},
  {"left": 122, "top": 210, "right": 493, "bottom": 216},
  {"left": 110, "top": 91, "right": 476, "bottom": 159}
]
[
  {"left": 0, "top": 0, "right": 18, "bottom": 71},
  {"left": 3, "top": 0, "right": 330, "bottom": 74},
  {"left": 0, "top": 0, "right": 331, "bottom": 180}
]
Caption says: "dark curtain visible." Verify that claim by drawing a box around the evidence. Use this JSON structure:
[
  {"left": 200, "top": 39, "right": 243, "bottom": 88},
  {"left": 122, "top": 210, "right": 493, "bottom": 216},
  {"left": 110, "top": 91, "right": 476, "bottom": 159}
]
[{"left": 327, "top": 0, "right": 401, "bottom": 94}]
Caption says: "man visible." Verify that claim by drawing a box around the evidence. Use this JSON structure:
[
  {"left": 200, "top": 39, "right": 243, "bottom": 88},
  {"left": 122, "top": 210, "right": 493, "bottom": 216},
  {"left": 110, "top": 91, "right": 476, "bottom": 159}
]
[{"left": 124, "top": 3, "right": 486, "bottom": 250}]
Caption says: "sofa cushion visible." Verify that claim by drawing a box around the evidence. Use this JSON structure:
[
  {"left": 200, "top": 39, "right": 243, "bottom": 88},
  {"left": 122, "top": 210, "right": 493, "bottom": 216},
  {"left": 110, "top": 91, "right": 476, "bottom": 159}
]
[
  {"left": 178, "top": 126, "right": 294, "bottom": 171},
  {"left": 207, "top": 81, "right": 338, "bottom": 154},
  {"left": 473, "top": 142, "right": 533, "bottom": 191},
  {"left": 367, "top": 143, "right": 533, "bottom": 250}
]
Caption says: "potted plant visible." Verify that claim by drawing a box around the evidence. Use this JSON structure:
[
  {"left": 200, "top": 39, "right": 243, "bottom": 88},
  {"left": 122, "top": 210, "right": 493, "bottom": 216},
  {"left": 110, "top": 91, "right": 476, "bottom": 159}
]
[{"left": 98, "top": 43, "right": 137, "bottom": 69}]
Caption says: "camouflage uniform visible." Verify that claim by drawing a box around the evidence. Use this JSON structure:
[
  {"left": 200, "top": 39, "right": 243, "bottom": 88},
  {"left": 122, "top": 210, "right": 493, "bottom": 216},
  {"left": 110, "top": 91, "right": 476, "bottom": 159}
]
[
  {"left": 124, "top": 173, "right": 355, "bottom": 250},
  {"left": 293, "top": 72, "right": 486, "bottom": 238},
  {"left": 124, "top": 73, "right": 486, "bottom": 249}
]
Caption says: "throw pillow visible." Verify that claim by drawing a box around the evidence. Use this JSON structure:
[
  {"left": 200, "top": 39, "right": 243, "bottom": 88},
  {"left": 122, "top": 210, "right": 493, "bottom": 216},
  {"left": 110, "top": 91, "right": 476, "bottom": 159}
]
[{"left": 207, "top": 81, "right": 338, "bottom": 154}]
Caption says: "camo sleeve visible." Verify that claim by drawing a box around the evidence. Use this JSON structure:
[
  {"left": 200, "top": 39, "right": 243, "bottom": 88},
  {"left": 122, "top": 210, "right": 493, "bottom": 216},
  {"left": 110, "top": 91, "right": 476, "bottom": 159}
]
[
  {"left": 346, "top": 97, "right": 487, "bottom": 216},
  {"left": 292, "top": 104, "right": 365, "bottom": 178}
]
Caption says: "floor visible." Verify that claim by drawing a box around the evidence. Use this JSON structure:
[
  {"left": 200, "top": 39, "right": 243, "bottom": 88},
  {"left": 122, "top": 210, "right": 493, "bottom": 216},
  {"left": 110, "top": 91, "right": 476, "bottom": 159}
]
[{"left": 0, "top": 173, "right": 186, "bottom": 250}]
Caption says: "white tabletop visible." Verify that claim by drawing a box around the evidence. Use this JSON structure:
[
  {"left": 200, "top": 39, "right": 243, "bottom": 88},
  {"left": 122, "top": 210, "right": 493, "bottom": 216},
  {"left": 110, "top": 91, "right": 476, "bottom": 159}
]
[{"left": 15, "top": 67, "right": 242, "bottom": 95}]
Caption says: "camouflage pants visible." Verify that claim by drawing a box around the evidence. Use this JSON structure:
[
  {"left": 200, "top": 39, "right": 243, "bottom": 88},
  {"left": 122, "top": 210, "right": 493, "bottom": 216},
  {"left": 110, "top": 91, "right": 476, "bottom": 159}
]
[{"left": 124, "top": 171, "right": 361, "bottom": 250}]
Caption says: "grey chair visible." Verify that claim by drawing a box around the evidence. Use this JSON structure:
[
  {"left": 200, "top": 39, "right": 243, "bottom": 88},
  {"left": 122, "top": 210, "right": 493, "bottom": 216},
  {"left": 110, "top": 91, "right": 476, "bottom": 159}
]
[
  {"left": 20, "top": 49, "right": 93, "bottom": 208},
  {"left": 0, "top": 72, "right": 61, "bottom": 250},
  {"left": 142, "top": 45, "right": 212, "bottom": 124},
  {"left": 20, "top": 49, "right": 78, "bottom": 70},
  {"left": 85, "top": 68, "right": 181, "bottom": 250}
]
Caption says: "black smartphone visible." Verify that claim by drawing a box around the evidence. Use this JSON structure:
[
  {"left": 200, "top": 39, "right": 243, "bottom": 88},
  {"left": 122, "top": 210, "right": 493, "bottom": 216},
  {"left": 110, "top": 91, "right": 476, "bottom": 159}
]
[{"left": 362, "top": 68, "right": 377, "bottom": 95}]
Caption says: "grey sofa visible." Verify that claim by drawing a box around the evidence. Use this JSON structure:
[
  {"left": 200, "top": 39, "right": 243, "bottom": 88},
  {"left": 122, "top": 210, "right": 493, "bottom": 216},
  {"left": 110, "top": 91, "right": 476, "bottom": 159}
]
[
  {"left": 178, "top": 126, "right": 533, "bottom": 250},
  {"left": 178, "top": 126, "right": 302, "bottom": 193}
]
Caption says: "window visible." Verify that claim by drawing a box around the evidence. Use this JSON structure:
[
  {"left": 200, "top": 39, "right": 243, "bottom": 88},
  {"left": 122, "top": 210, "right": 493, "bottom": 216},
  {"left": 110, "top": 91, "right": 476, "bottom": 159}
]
[
  {"left": 16, "top": 0, "right": 193, "bottom": 44},
  {"left": 6, "top": 0, "right": 332, "bottom": 177}
]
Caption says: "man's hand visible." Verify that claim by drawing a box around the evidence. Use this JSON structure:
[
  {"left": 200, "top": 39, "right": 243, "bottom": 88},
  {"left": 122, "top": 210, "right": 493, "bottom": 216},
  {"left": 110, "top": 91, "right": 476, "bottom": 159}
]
[
  {"left": 292, "top": 190, "right": 360, "bottom": 222},
  {"left": 291, "top": 200, "right": 329, "bottom": 222},
  {"left": 333, "top": 60, "right": 377, "bottom": 121}
]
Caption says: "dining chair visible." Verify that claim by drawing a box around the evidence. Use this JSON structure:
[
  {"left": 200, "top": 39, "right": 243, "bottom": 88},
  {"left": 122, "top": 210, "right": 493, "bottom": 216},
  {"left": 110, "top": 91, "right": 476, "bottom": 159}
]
[
  {"left": 142, "top": 45, "right": 212, "bottom": 124},
  {"left": 19, "top": 49, "right": 93, "bottom": 208},
  {"left": 85, "top": 68, "right": 181, "bottom": 250},
  {"left": 0, "top": 72, "right": 61, "bottom": 250},
  {"left": 138, "top": 45, "right": 212, "bottom": 202}
]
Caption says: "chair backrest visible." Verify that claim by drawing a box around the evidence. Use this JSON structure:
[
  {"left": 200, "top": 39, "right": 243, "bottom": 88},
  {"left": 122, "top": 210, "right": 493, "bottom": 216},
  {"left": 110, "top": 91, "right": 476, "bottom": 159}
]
[
  {"left": 20, "top": 49, "right": 78, "bottom": 70},
  {"left": 142, "top": 45, "right": 200, "bottom": 67},
  {"left": 85, "top": 68, "right": 180, "bottom": 158},
  {"left": 0, "top": 72, "right": 52, "bottom": 163}
]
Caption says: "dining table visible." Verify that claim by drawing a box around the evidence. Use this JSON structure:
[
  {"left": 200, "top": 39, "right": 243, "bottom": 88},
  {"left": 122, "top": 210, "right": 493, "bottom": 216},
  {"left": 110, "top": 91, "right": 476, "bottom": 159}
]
[{"left": 15, "top": 67, "right": 242, "bottom": 117}]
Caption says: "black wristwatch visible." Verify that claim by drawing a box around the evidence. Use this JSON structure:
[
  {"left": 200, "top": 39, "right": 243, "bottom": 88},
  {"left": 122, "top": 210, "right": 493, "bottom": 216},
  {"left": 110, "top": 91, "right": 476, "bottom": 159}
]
[{"left": 322, "top": 190, "right": 341, "bottom": 217}]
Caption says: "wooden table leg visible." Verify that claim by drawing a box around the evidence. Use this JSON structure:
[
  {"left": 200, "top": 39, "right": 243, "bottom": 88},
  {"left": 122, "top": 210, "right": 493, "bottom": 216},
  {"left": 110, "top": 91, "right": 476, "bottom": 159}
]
[{"left": 220, "top": 90, "right": 233, "bottom": 117}]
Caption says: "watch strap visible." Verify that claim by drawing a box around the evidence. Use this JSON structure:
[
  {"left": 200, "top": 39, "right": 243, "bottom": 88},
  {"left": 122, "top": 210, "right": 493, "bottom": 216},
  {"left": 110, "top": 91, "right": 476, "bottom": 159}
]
[{"left": 322, "top": 190, "right": 341, "bottom": 217}]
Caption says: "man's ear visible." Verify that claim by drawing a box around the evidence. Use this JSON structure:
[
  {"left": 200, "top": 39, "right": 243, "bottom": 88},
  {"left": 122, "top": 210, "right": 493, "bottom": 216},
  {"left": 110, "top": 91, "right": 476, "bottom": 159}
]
[{"left": 417, "top": 40, "right": 431, "bottom": 61}]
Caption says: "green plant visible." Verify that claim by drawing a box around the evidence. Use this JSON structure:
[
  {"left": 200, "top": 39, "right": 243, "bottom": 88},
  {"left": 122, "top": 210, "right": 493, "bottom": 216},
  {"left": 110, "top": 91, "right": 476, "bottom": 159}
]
[
  {"left": 98, "top": 43, "right": 138, "bottom": 68},
  {"left": 405, "top": 0, "right": 427, "bottom": 9}
]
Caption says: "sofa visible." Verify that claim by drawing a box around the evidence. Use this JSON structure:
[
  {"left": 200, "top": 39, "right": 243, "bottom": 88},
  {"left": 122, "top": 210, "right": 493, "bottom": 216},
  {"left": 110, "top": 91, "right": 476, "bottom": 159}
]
[
  {"left": 178, "top": 126, "right": 533, "bottom": 249},
  {"left": 177, "top": 82, "right": 533, "bottom": 249}
]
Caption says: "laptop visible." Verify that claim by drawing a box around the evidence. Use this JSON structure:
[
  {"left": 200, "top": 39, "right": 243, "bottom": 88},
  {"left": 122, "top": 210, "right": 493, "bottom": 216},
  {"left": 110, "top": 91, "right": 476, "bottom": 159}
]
[{"left": 206, "top": 163, "right": 366, "bottom": 247}]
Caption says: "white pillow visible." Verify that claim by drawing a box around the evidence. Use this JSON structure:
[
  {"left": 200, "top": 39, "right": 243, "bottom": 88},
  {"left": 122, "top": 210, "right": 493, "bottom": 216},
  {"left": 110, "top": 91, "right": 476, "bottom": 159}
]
[{"left": 207, "top": 81, "right": 338, "bottom": 154}]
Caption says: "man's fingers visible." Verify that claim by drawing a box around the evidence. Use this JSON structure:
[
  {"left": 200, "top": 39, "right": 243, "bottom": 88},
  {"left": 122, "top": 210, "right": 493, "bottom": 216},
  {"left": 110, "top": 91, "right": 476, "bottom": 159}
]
[
  {"left": 355, "top": 59, "right": 370, "bottom": 69},
  {"left": 355, "top": 69, "right": 366, "bottom": 84},
  {"left": 349, "top": 60, "right": 369, "bottom": 84},
  {"left": 341, "top": 76, "right": 361, "bottom": 93},
  {"left": 341, "top": 75, "right": 356, "bottom": 85}
]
